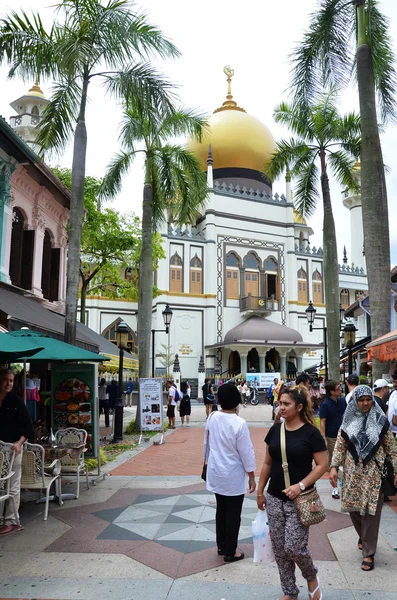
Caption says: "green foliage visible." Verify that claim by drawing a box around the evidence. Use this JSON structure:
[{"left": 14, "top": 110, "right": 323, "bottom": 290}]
[
  {"left": 52, "top": 166, "right": 165, "bottom": 305},
  {"left": 158, "top": 343, "right": 175, "bottom": 373},
  {"left": 85, "top": 447, "right": 108, "bottom": 470},
  {"left": 265, "top": 90, "right": 360, "bottom": 217}
]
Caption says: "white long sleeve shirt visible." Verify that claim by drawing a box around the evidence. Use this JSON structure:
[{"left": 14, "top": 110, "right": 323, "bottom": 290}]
[
  {"left": 388, "top": 390, "right": 397, "bottom": 434},
  {"left": 204, "top": 411, "right": 256, "bottom": 496}
]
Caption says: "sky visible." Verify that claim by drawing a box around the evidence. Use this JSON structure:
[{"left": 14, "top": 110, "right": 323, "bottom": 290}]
[{"left": 1, "top": 0, "right": 397, "bottom": 265}]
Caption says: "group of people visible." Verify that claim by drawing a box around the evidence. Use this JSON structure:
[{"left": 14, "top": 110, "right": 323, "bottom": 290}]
[
  {"left": 166, "top": 379, "right": 191, "bottom": 428},
  {"left": 98, "top": 377, "right": 135, "bottom": 427},
  {"left": 204, "top": 374, "right": 397, "bottom": 600}
]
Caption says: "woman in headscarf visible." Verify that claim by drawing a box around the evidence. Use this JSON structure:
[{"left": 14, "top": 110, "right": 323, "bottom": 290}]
[{"left": 329, "top": 385, "right": 397, "bottom": 572}]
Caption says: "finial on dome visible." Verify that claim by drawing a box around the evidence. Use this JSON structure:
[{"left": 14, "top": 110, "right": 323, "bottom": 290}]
[
  {"left": 207, "top": 144, "right": 213, "bottom": 165},
  {"left": 28, "top": 74, "right": 45, "bottom": 98},
  {"left": 214, "top": 65, "right": 246, "bottom": 114}
]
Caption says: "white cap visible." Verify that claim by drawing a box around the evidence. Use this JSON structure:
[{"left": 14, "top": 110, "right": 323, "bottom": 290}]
[{"left": 373, "top": 378, "right": 389, "bottom": 390}]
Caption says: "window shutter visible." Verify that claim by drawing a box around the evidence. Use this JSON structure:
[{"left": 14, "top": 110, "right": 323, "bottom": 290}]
[{"left": 21, "top": 230, "right": 35, "bottom": 290}]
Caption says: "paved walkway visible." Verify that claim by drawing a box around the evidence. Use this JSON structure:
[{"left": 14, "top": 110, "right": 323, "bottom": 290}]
[{"left": 1, "top": 404, "right": 397, "bottom": 599}]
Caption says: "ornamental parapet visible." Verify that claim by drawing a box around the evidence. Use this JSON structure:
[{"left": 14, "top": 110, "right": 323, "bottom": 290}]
[{"left": 213, "top": 180, "right": 287, "bottom": 203}]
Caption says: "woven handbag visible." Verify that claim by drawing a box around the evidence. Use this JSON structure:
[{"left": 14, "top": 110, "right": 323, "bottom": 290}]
[{"left": 280, "top": 422, "right": 326, "bottom": 527}]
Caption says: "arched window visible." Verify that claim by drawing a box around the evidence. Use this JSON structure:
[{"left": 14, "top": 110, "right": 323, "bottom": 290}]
[
  {"left": 170, "top": 252, "right": 183, "bottom": 293},
  {"left": 102, "top": 318, "right": 138, "bottom": 354},
  {"left": 297, "top": 267, "right": 308, "bottom": 302},
  {"left": 312, "top": 269, "right": 323, "bottom": 304},
  {"left": 190, "top": 254, "right": 202, "bottom": 294},
  {"left": 9, "top": 208, "right": 34, "bottom": 290},
  {"left": 243, "top": 252, "right": 260, "bottom": 297},
  {"left": 264, "top": 256, "right": 280, "bottom": 300},
  {"left": 41, "top": 229, "right": 60, "bottom": 301},
  {"left": 31, "top": 105, "right": 39, "bottom": 116},
  {"left": 340, "top": 288, "right": 349, "bottom": 310},
  {"left": 226, "top": 252, "right": 240, "bottom": 299}
]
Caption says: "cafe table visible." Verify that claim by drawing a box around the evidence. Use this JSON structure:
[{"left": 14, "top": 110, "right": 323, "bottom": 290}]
[{"left": 41, "top": 442, "right": 87, "bottom": 501}]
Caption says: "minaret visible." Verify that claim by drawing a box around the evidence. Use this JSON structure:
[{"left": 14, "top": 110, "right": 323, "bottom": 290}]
[
  {"left": 207, "top": 145, "right": 213, "bottom": 187},
  {"left": 342, "top": 162, "right": 365, "bottom": 269},
  {"left": 9, "top": 77, "right": 49, "bottom": 155}
]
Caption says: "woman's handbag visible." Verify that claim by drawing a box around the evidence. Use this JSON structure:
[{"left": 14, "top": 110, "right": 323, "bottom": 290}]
[
  {"left": 374, "top": 455, "right": 397, "bottom": 497},
  {"left": 280, "top": 422, "right": 326, "bottom": 527}
]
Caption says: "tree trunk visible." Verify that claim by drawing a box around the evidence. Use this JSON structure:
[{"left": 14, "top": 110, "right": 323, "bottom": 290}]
[
  {"left": 138, "top": 158, "right": 154, "bottom": 381},
  {"left": 64, "top": 76, "right": 89, "bottom": 344},
  {"left": 320, "top": 153, "right": 340, "bottom": 381},
  {"left": 80, "top": 278, "right": 88, "bottom": 325},
  {"left": 356, "top": 5, "right": 391, "bottom": 380}
]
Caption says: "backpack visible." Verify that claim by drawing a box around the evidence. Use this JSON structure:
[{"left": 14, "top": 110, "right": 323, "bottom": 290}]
[{"left": 174, "top": 388, "right": 180, "bottom": 402}]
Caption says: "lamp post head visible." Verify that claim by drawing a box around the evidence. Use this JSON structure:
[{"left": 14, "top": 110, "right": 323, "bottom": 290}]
[
  {"left": 162, "top": 304, "right": 173, "bottom": 334},
  {"left": 116, "top": 320, "right": 129, "bottom": 349},
  {"left": 343, "top": 320, "right": 357, "bottom": 349},
  {"left": 305, "top": 301, "right": 316, "bottom": 331}
]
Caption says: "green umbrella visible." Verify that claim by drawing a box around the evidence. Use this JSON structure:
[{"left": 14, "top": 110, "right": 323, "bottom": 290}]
[
  {"left": 0, "top": 333, "right": 44, "bottom": 363},
  {"left": 4, "top": 330, "right": 109, "bottom": 362}
]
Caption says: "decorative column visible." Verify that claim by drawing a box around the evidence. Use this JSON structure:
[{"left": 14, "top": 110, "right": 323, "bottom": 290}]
[
  {"left": 240, "top": 353, "right": 248, "bottom": 376},
  {"left": 56, "top": 215, "right": 69, "bottom": 306},
  {"left": 173, "top": 353, "right": 181, "bottom": 390},
  {"left": 0, "top": 159, "right": 16, "bottom": 283},
  {"left": 198, "top": 355, "right": 205, "bottom": 400},
  {"left": 258, "top": 349, "right": 267, "bottom": 373},
  {"left": 278, "top": 350, "right": 288, "bottom": 381},
  {"left": 296, "top": 354, "right": 303, "bottom": 373},
  {"left": 30, "top": 203, "right": 46, "bottom": 297}
]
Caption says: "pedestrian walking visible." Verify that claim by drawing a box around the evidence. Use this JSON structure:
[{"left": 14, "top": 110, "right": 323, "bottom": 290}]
[
  {"left": 125, "top": 378, "right": 134, "bottom": 407},
  {"left": 166, "top": 380, "right": 177, "bottom": 429},
  {"left": 238, "top": 379, "right": 249, "bottom": 408},
  {"left": 202, "top": 378, "right": 215, "bottom": 418},
  {"left": 319, "top": 379, "right": 347, "bottom": 499},
  {"left": 372, "top": 379, "right": 389, "bottom": 414},
  {"left": 329, "top": 385, "right": 397, "bottom": 571},
  {"left": 345, "top": 373, "right": 359, "bottom": 404},
  {"left": 0, "top": 369, "right": 34, "bottom": 535},
  {"left": 179, "top": 380, "right": 191, "bottom": 427},
  {"left": 257, "top": 385, "right": 328, "bottom": 600},
  {"left": 106, "top": 379, "right": 119, "bottom": 413},
  {"left": 98, "top": 378, "right": 110, "bottom": 428},
  {"left": 204, "top": 383, "right": 256, "bottom": 562}
]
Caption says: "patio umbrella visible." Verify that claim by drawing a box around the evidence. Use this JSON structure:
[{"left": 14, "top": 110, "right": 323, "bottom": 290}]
[
  {"left": 5, "top": 329, "right": 109, "bottom": 362},
  {"left": 0, "top": 333, "right": 44, "bottom": 363}
]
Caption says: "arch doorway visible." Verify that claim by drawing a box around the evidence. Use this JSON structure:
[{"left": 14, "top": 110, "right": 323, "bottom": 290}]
[
  {"left": 265, "top": 348, "right": 280, "bottom": 372},
  {"left": 228, "top": 351, "right": 241, "bottom": 376},
  {"left": 247, "top": 348, "right": 259, "bottom": 372}
]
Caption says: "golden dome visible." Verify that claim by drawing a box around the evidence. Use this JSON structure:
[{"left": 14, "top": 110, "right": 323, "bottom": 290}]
[
  {"left": 293, "top": 209, "right": 307, "bottom": 225},
  {"left": 187, "top": 66, "right": 276, "bottom": 172},
  {"left": 26, "top": 77, "right": 46, "bottom": 99}
]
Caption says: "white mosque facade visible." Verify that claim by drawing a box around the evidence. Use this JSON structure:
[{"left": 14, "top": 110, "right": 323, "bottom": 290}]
[{"left": 8, "top": 71, "right": 369, "bottom": 381}]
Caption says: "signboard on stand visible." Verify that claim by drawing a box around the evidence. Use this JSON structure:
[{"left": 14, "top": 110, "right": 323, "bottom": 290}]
[
  {"left": 51, "top": 363, "right": 98, "bottom": 457},
  {"left": 246, "top": 372, "right": 281, "bottom": 389},
  {"left": 139, "top": 378, "right": 164, "bottom": 432}
]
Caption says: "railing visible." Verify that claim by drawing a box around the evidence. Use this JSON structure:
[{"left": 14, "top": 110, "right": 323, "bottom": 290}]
[
  {"left": 10, "top": 114, "right": 41, "bottom": 128},
  {"left": 239, "top": 294, "right": 279, "bottom": 312}
]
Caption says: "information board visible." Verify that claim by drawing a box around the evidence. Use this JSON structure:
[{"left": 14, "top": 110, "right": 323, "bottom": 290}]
[
  {"left": 139, "top": 378, "right": 164, "bottom": 431},
  {"left": 51, "top": 363, "right": 97, "bottom": 457},
  {"left": 246, "top": 372, "right": 281, "bottom": 389}
]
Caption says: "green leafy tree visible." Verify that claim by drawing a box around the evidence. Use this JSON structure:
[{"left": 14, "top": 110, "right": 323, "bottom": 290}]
[
  {"left": 100, "top": 103, "right": 209, "bottom": 381},
  {"left": 0, "top": 0, "right": 178, "bottom": 344},
  {"left": 290, "top": 0, "right": 396, "bottom": 379},
  {"left": 52, "top": 166, "right": 165, "bottom": 324},
  {"left": 265, "top": 91, "right": 360, "bottom": 379}
]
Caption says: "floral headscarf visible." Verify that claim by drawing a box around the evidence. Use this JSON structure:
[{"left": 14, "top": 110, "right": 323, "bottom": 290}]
[{"left": 340, "top": 384, "right": 389, "bottom": 465}]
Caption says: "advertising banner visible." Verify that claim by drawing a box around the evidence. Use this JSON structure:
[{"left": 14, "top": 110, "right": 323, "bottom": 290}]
[
  {"left": 51, "top": 363, "right": 97, "bottom": 457},
  {"left": 139, "top": 378, "right": 163, "bottom": 431},
  {"left": 246, "top": 372, "right": 281, "bottom": 389}
]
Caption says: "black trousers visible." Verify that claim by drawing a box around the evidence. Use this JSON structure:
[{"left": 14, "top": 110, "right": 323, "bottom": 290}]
[
  {"left": 215, "top": 493, "right": 245, "bottom": 557},
  {"left": 99, "top": 399, "right": 110, "bottom": 427}
]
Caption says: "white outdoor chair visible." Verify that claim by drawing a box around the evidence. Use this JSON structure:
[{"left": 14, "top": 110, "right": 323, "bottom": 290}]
[
  {"left": 0, "top": 441, "right": 19, "bottom": 527},
  {"left": 21, "top": 442, "right": 62, "bottom": 521},
  {"left": 55, "top": 428, "right": 89, "bottom": 499}
]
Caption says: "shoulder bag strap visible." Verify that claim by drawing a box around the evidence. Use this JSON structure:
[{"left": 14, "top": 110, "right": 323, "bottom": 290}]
[{"left": 280, "top": 422, "right": 291, "bottom": 488}]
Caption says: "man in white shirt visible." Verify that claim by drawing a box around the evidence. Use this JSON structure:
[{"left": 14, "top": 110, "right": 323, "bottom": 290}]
[
  {"left": 166, "top": 380, "right": 177, "bottom": 429},
  {"left": 387, "top": 373, "right": 397, "bottom": 437},
  {"left": 345, "top": 373, "right": 359, "bottom": 403}
]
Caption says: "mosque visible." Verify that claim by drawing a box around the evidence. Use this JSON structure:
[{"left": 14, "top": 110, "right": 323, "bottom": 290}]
[{"left": 6, "top": 68, "right": 369, "bottom": 382}]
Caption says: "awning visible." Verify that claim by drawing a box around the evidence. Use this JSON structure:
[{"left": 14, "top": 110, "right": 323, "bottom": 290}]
[
  {"left": 367, "top": 329, "right": 397, "bottom": 362},
  {"left": 76, "top": 321, "right": 138, "bottom": 370},
  {"left": 340, "top": 335, "right": 371, "bottom": 360},
  {"left": 3, "top": 330, "right": 109, "bottom": 362}
]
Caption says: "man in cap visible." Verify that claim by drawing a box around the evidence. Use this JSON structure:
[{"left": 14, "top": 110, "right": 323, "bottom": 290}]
[
  {"left": 373, "top": 379, "right": 389, "bottom": 414},
  {"left": 0, "top": 369, "right": 34, "bottom": 535}
]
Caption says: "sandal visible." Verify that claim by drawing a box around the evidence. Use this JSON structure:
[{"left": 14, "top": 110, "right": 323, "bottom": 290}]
[
  {"left": 361, "top": 556, "right": 374, "bottom": 571},
  {"left": 358, "top": 538, "right": 362, "bottom": 551},
  {"left": 308, "top": 575, "right": 322, "bottom": 600}
]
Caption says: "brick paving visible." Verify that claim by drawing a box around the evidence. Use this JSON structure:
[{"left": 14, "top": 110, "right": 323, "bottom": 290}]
[{"left": 110, "top": 425, "right": 269, "bottom": 477}]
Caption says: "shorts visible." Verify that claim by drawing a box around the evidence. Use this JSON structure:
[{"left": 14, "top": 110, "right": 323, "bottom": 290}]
[{"left": 167, "top": 405, "right": 175, "bottom": 418}]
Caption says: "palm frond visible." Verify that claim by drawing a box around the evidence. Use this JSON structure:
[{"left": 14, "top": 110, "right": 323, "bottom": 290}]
[
  {"left": 34, "top": 78, "right": 81, "bottom": 154},
  {"left": 158, "top": 108, "right": 208, "bottom": 143},
  {"left": 367, "top": 0, "right": 397, "bottom": 123},
  {"left": 100, "top": 150, "right": 136, "bottom": 200},
  {"left": 119, "top": 107, "right": 150, "bottom": 147},
  {"left": 289, "top": 0, "right": 353, "bottom": 105},
  {"left": 293, "top": 159, "right": 320, "bottom": 217},
  {"left": 273, "top": 101, "right": 314, "bottom": 140},
  {"left": 327, "top": 149, "right": 360, "bottom": 193},
  {"left": 103, "top": 63, "right": 177, "bottom": 117},
  {"left": 265, "top": 138, "right": 312, "bottom": 182}
]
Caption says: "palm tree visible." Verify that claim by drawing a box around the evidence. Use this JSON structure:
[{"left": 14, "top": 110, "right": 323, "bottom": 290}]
[
  {"left": 100, "top": 103, "right": 209, "bottom": 379},
  {"left": 0, "top": 0, "right": 179, "bottom": 344},
  {"left": 290, "top": 0, "right": 396, "bottom": 379},
  {"left": 265, "top": 92, "right": 360, "bottom": 380}
]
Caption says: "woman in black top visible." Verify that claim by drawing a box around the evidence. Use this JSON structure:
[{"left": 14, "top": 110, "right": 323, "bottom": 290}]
[
  {"left": 257, "top": 385, "right": 328, "bottom": 600},
  {"left": 202, "top": 378, "right": 214, "bottom": 418},
  {"left": 179, "top": 380, "right": 191, "bottom": 426}
]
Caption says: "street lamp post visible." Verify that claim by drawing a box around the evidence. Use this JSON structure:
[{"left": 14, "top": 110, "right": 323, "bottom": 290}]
[
  {"left": 151, "top": 304, "right": 173, "bottom": 378},
  {"left": 343, "top": 320, "right": 357, "bottom": 376},
  {"left": 113, "top": 320, "right": 129, "bottom": 443},
  {"left": 305, "top": 301, "right": 346, "bottom": 381}
]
